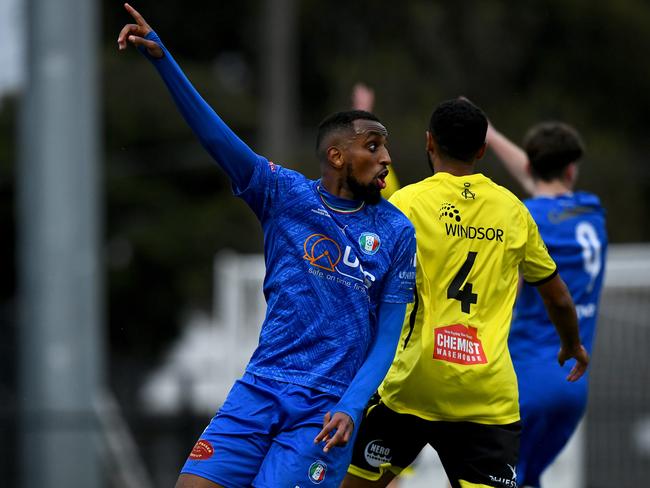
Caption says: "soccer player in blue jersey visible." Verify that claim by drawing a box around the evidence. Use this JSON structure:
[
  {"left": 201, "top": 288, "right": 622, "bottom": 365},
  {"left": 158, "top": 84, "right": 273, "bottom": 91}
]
[
  {"left": 118, "top": 4, "right": 416, "bottom": 488},
  {"left": 487, "top": 121, "right": 607, "bottom": 487}
]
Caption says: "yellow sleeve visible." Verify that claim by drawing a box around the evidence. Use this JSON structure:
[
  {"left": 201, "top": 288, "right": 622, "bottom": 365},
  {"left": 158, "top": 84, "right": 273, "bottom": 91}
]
[{"left": 520, "top": 209, "right": 557, "bottom": 285}]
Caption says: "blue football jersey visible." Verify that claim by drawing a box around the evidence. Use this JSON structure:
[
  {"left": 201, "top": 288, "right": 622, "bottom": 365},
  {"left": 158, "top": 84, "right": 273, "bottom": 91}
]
[
  {"left": 509, "top": 192, "right": 607, "bottom": 362},
  {"left": 236, "top": 160, "right": 416, "bottom": 396}
]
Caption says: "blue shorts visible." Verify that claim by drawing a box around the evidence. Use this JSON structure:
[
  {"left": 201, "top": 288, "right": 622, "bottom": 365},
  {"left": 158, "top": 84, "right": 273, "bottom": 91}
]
[
  {"left": 515, "top": 361, "right": 588, "bottom": 487},
  {"left": 180, "top": 372, "right": 356, "bottom": 487}
]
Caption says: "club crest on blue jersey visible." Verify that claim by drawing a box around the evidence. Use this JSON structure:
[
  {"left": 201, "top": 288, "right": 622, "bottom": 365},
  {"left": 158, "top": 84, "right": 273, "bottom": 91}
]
[
  {"left": 308, "top": 460, "right": 327, "bottom": 483},
  {"left": 358, "top": 232, "right": 381, "bottom": 255}
]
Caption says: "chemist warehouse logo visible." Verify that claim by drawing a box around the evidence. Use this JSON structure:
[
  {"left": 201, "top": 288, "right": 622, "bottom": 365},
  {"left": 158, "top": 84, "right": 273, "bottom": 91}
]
[
  {"left": 303, "top": 233, "right": 376, "bottom": 287},
  {"left": 439, "top": 203, "right": 504, "bottom": 243},
  {"left": 433, "top": 324, "right": 487, "bottom": 365}
]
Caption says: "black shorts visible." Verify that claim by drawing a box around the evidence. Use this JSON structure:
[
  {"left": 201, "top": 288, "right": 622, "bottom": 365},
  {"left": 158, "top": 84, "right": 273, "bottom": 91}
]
[{"left": 348, "top": 396, "right": 521, "bottom": 488}]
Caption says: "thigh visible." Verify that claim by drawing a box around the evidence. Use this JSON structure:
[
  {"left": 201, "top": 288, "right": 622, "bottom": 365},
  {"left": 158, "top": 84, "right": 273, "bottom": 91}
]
[
  {"left": 433, "top": 421, "right": 521, "bottom": 488},
  {"left": 255, "top": 419, "right": 355, "bottom": 488},
  {"left": 253, "top": 383, "right": 347, "bottom": 487},
  {"left": 517, "top": 363, "right": 587, "bottom": 486},
  {"left": 347, "top": 397, "right": 428, "bottom": 481},
  {"left": 180, "top": 373, "right": 278, "bottom": 487}
]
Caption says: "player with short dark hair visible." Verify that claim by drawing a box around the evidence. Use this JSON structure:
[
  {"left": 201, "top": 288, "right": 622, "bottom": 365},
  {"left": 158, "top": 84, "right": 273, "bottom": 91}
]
[
  {"left": 523, "top": 122, "right": 585, "bottom": 182},
  {"left": 341, "top": 98, "right": 589, "bottom": 488},
  {"left": 118, "top": 4, "right": 417, "bottom": 487},
  {"left": 429, "top": 99, "right": 490, "bottom": 162},
  {"left": 488, "top": 121, "right": 607, "bottom": 488}
]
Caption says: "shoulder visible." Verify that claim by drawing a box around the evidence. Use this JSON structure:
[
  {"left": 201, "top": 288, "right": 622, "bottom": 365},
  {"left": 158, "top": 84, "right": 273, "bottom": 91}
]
[
  {"left": 389, "top": 177, "right": 437, "bottom": 211},
  {"left": 574, "top": 191, "right": 605, "bottom": 210},
  {"left": 374, "top": 198, "right": 415, "bottom": 234},
  {"left": 259, "top": 161, "right": 312, "bottom": 189},
  {"left": 480, "top": 175, "right": 526, "bottom": 208}
]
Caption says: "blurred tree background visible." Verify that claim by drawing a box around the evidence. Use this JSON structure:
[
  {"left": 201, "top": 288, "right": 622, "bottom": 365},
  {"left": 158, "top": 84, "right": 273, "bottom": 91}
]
[
  {"left": 96, "top": 0, "right": 649, "bottom": 361},
  {"left": 0, "top": 0, "right": 648, "bottom": 484},
  {"left": 0, "top": 0, "right": 645, "bottom": 361},
  {"left": 1, "top": 0, "right": 650, "bottom": 473},
  {"left": 0, "top": 0, "right": 646, "bottom": 378}
]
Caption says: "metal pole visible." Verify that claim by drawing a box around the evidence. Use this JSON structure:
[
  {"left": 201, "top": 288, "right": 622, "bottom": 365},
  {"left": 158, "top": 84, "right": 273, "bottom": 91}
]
[
  {"left": 261, "top": 0, "right": 298, "bottom": 161},
  {"left": 17, "top": 0, "right": 103, "bottom": 486}
]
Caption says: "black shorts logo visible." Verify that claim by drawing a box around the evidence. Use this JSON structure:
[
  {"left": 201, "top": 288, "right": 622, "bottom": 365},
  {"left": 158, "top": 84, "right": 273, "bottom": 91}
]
[{"left": 364, "top": 439, "right": 392, "bottom": 467}]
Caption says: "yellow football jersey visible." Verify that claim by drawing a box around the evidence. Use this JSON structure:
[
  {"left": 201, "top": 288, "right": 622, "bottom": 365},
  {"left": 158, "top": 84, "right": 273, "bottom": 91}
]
[{"left": 380, "top": 171, "right": 557, "bottom": 424}]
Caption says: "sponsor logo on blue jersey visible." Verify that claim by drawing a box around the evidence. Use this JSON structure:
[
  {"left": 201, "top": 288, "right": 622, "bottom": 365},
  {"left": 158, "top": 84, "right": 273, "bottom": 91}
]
[
  {"left": 303, "top": 234, "right": 341, "bottom": 272},
  {"left": 303, "top": 233, "right": 376, "bottom": 288}
]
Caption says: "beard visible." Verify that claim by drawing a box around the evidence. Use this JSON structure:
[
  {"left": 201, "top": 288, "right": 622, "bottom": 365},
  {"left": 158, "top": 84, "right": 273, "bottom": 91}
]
[{"left": 347, "top": 169, "right": 382, "bottom": 205}]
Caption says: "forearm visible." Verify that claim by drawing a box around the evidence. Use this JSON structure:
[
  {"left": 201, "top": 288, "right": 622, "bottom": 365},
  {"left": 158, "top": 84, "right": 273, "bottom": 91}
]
[
  {"left": 538, "top": 276, "right": 581, "bottom": 350},
  {"left": 142, "top": 31, "right": 260, "bottom": 188},
  {"left": 545, "top": 298, "right": 581, "bottom": 350},
  {"left": 332, "top": 302, "right": 406, "bottom": 424},
  {"left": 487, "top": 125, "right": 535, "bottom": 195}
]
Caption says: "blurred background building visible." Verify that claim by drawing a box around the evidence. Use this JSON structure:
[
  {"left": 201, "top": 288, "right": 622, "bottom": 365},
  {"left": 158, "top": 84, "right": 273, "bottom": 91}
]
[{"left": 1, "top": 0, "right": 649, "bottom": 486}]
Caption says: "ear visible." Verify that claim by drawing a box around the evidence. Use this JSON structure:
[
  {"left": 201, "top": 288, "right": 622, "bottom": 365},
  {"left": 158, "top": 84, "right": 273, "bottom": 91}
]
[
  {"left": 475, "top": 142, "right": 488, "bottom": 160},
  {"left": 326, "top": 146, "right": 344, "bottom": 169},
  {"left": 425, "top": 131, "right": 435, "bottom": 153},
  {"left": 565, "top": 162, "right": 578, "bottom": 186}
]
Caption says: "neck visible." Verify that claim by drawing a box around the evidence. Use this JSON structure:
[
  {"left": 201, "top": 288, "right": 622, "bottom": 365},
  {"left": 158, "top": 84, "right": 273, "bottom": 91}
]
[
  {"left": 320, "top": 173, "right": 355, "bottom": 200},
  {"left": 432, "top": 157, "right": 476, "bottom": 177},
  {"left": 533, "top": 179, "right": 572, "bottom": 197}
]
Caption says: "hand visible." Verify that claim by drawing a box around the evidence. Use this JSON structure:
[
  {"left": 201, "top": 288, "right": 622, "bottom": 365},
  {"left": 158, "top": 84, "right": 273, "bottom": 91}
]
[
  {"left": 117, "top": 3, "right": 163, "bottom": 59},
  {"left": 558, "top": 344, "right": 590, "bottom": 382},
  {"left": 313, "top": 411, "right": 354, "bottom": 453},
  {"left": 352, "top": 83, "right": 375, "bottom": 112}
]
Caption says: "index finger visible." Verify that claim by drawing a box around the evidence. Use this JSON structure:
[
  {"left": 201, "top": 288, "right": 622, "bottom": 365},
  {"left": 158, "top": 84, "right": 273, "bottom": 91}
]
[
  {"left": 566, "top": 361, "right": 586, "bottom": 382},
  {"left": 322, "top": 428, "right": 347, "bottom": 453},
  {"left": 314, "top": 420, "right": 334, "bottom": 444},
  {"left": 124, "top": 3, "right": 148, "bottom": 27}
]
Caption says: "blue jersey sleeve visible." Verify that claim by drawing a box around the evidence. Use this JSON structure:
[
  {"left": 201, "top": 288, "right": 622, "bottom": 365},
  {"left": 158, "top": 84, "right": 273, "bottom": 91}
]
[
  {"left": 141, "top": 31, "right": 264, "bottom": 193},
  {"left": 331, "top": 301, "right": 406, "bottom": 425},
  {"left": 233, "top": 161, "right": 306, "bottom": 221},
  {"left": 381, "top": 226, "right": 417, "bottom": 303}
]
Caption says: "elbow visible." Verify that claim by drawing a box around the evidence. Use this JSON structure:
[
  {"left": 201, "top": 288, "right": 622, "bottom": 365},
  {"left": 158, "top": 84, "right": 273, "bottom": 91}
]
[{"left": 548, "top": 292, "right": 574, "bottom": 311}]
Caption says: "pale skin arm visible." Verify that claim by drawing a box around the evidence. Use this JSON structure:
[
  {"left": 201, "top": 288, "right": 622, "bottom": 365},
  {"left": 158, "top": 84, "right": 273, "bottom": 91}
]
[
  {"left": 486, "top": 124, "right": 536, "bottom": 196},
  {"left": 352, "top": 82, "right": 375, "bottom": 112},
  {"left": 536, "top": 274, "right": 590, "bottom": 381}
]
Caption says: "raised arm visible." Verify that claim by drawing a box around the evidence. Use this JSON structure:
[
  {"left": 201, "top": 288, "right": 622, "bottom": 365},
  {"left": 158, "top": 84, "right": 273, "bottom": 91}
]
[
  {"left": 536, "top": 274, "right": 590, "bottom": 381},
  {"left": 117, "top": 3, "right": 261, "bottom": 191},
  {"left": 351, "top": 82, "right": 375, "bottom": 112},
  {"left": 486, "top": 123, "right": 536, "bottom": 195}
]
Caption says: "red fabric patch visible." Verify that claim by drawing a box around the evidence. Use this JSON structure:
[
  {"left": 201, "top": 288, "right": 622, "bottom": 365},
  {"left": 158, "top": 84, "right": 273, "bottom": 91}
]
[
  {"left": 433, "top": 324, "right": 487, "bottom": 365},
  {"left": 189, "top": 439, "right": 214, "bottom": 460}
]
